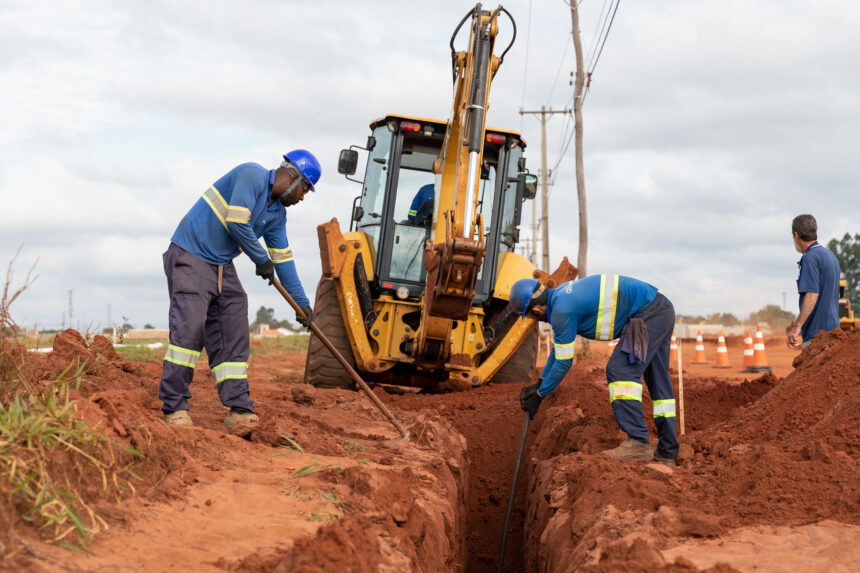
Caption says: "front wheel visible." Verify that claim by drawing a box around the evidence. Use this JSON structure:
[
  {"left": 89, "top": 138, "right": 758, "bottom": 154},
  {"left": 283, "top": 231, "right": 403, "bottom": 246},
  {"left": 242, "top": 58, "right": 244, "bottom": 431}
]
[{"left": 303, "top": 278, "right": 357, "bottom": 390}]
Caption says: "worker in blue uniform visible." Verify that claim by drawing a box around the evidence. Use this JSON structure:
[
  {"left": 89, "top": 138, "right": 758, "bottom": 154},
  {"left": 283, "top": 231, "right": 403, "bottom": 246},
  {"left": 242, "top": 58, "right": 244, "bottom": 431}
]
[
  {"left": 407, "top": 183, "right": 435, "bottom": 227},
  {"left": 159, "top": 150, "right": 321, "bottom": 429},
  {"left": 509, "top": 274, "right": 679, "bottom": 466}
]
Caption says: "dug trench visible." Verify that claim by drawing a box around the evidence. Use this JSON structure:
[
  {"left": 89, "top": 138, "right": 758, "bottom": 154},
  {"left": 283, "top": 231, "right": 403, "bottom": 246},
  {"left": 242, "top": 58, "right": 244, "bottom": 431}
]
[{"left": 6, "top": 329, "right": 860, "bottom": 571}]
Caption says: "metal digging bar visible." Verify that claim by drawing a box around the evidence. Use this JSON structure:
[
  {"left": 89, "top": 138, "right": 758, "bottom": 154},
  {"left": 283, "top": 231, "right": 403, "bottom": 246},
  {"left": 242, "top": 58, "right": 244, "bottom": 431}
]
[
  {"left": 271, "top": 278, "right": 410, "bottom": 440},
  {"left": 498, "top": 410, "right": 530, "bottom": 572}
]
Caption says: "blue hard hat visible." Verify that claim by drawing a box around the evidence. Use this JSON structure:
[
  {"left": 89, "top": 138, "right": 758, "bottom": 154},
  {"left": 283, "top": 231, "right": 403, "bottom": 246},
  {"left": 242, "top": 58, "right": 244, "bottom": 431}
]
[
  {"left": 283, "top": 149, "right": 321, "bottom": 191},
  {"left": 509, "top": 278, "right": 540, "bottom": 319}
]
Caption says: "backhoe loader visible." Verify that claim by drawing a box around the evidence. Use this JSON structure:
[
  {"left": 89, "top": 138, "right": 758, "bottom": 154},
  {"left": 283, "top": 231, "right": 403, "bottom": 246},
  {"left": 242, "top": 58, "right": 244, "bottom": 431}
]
[{"left": 306, "top": 4, "right": 576, "bottom": 389}]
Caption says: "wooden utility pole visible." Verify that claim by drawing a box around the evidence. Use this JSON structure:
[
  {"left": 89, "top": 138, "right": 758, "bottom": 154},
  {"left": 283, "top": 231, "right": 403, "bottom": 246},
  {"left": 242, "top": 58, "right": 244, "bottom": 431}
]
[
  {"left": 519, "top": 106, "right": 569, "bottom": 272},
  {"left": 570, "top": 2, "right": 588, "bottom": 278}
]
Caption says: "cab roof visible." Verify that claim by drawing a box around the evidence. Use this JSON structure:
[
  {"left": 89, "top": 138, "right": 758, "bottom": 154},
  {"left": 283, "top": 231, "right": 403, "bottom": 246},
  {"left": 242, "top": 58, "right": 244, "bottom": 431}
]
[{"left": 370, "top": 113, "right": 527, "bottom": 148}]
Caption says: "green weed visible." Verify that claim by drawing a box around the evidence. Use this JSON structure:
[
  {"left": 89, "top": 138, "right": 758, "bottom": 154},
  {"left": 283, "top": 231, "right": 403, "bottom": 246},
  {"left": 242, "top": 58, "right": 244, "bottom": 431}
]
[
  {"left": 0, "top": 382, "right": 142, "bottom": 549},
  {"left": 293, "top": 462, "right": 329, "bottom": 477},
  {"left": 311, "top": 488, "right": 351, "bottom": 512},
  {"left": 281, "top": 434, "right": 305, "bottom": 454},
  {"left": 341, "top": 440, "right": 365, "bottom": 459}
]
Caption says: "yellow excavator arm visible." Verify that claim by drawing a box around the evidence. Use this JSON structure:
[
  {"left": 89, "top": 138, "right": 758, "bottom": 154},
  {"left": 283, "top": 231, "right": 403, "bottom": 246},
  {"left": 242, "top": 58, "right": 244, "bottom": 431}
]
[{"left": 416, "top": 4, "right": 517, "bottom": 366}]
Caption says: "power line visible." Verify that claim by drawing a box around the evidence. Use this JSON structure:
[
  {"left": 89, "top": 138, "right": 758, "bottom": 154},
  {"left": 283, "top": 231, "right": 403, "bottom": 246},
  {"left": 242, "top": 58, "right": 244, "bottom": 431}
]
[
  {"left": 584, "top": 0, "right": 613, "bottom": 74},
  {"left": 583, "top": 0, "right": 621, "bottom": 104},
  {"left": 544, "top": 0, "right": 622, "bottom": 185}
]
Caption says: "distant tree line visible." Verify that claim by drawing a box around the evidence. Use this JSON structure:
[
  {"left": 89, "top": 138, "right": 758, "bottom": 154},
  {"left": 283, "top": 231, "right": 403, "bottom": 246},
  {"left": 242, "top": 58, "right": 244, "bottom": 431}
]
[
  {"left": 677, "top": 305, "right": 796, "bottom": 331},
  {"left": 828, "top": 232, "right": 860, "bottom": 310},
  {"left": 250, "top": 306, "right": 298, "bottom": 332}
]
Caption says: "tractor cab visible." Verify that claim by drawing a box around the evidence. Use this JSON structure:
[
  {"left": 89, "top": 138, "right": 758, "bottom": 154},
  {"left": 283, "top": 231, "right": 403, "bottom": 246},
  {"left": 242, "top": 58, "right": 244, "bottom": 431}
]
[{"left": 339, "top": 114, "right": 535, "bottom": 306}]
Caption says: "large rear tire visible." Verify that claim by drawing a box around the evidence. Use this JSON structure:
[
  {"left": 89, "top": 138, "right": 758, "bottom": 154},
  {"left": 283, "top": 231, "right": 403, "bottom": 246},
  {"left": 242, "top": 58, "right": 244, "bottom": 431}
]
[
  {"left": 491, "top": 327, "right": 539, "bottom": 384},
  {"left": 304, "top": 278, "right": 357, "bottom": 390}
]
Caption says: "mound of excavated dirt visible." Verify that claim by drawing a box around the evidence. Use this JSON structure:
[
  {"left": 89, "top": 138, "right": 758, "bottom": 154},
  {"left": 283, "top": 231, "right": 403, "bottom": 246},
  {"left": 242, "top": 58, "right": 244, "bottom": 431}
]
[
  {"left": 11, "top": 332, "right": 470, "bottom": 572},
  {"left": 523, "top": 330, "right": 860, "bottom": 572}
]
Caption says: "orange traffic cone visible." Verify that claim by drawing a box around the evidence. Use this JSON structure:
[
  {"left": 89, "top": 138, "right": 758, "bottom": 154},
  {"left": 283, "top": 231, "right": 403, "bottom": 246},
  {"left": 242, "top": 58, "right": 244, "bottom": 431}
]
[
  {"left": 746, "top": 325, "right": 772, "bottom": 373},
  {"left": 713, "top": 331, "right": 731, "bottom": 368},
  {"left": 692, "top": 331, "right": 708, "bottom": 364},
  {"left": 741, "top": 331, "right": 754, "bottom": 371},
  {"left": 669, "top": 332, "right": 678, "bottom": 363}
]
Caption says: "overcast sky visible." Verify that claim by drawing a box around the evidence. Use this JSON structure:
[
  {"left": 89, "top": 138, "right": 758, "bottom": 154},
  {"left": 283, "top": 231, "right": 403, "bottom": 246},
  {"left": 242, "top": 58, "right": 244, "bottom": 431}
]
[{"left": 2, "top": 0, "right": 858, "bottom": 331}]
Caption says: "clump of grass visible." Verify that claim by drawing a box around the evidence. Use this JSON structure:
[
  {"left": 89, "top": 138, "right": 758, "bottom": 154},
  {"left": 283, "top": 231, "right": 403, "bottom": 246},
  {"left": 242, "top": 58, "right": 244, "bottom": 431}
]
[
  {"left": 1, "top": 247, "right": 37, "bottom": 403},
  {"left": 311, "top": 488, "right": 351, "bottom": 512},
  {"left": 0, "top": 380, "right": 142, "bottom": 549},
  {"left": 341, "top": 440, "right": 366, "bottom": 459},
  {"left": 0, "top": 250, "right": 143, "bottom": 552},
  {"left": 249, "top": 335, "right": 309, "bottom": 357},
  {"left": 293, "top": 462, "right": 329, "bottom": 477}
]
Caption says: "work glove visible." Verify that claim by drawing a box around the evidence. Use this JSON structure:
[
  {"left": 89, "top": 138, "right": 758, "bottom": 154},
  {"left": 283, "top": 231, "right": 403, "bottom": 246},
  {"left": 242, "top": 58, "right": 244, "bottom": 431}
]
[
  {"left": 255, "top": 260, "right": 275, "bottom": 285},
  {"left": 296, "top": 305, "right": 313, "bottom": 330},
  {"left": 519, "top": 382, "right": 544, "bottom": 420}
]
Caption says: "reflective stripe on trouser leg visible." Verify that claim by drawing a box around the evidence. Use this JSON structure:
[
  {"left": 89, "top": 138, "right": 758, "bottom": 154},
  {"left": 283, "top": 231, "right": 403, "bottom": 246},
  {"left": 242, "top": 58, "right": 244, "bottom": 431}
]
[
  {"left": 158, "top": 244, "right": 215, "bottom": 413},
  {"left": 605, "top": 364, "right": 650, "bottom": 443},
  {"left": 205, "top": 262, "right": 254, "bottom": 412},
  {"left": 639, "top": 293, "right": 679, "bottom": 458}
]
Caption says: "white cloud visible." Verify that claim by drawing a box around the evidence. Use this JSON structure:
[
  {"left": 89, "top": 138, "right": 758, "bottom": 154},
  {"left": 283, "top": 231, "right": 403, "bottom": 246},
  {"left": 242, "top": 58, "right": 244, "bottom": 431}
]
[{"left": 1, "top": 0, "right": 859, "bottom": 329}]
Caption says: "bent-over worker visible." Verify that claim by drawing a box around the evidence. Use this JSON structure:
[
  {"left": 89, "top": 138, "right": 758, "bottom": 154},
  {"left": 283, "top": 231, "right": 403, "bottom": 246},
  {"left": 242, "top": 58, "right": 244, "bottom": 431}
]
[
  {"left": 159, "top": 150, "right": 321, "bottom": 428},
  {"left": 510, "top": 275, "right": 679, "bottom": 467}
]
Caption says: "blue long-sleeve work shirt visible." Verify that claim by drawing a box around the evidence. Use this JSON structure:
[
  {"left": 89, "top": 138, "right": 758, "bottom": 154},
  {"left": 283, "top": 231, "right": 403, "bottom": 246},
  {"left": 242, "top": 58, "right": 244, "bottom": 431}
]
[
  {"left": 171, "top": 162, "right": 310, "bottom": 308},
  {"left": 537, "top": 274, "right": 657, "bottom": 397}
]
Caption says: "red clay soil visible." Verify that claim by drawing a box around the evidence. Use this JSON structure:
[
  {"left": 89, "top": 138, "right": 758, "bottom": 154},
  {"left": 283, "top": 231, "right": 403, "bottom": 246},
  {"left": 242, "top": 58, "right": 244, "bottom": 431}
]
[
  {"left": 6, "top": 328, "right": 860, "bottom": 572},
  {"left": 522, "top": 329, "right": 860, "bottom": 572},
  {"left": 379, "top": 383, "right": 537, "bottom": 572},
  {"left": 5, "top": 330, "right": 469, "bottom": 572}
]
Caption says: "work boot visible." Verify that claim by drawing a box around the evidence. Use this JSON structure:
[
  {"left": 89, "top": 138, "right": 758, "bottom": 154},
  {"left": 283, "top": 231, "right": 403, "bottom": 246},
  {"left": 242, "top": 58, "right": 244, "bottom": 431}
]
[
  {"left": 601, "top": 437, "right": 653, "bottom": 461},
  {"left": 223, "top": 408, "right": 259, "bottom": 428},
  {"left": 164, "top": 410, "right": 193, "bottom": 426},
  {"left": 653, "top": 452, "right": 676, "bottom": 468}
]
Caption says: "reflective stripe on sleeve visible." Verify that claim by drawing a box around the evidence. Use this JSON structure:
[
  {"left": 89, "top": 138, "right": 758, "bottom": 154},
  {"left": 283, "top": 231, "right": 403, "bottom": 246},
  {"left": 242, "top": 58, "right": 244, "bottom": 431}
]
[
  {"left": 554, "top": 340, "right": 576, "bottom": 360},
  {"left": 268, "top": 247, "right": 294, "bottom": 264},
  {"left": 164, "top": 344, "right": 201, "bottom": 368},
  {"left": 594, "top": 274, "right": 620, "bottom": 341},
  {"left": 408, "top": 209, "right": 417, "bottom": 217},
  {"left": 226, "top": 205, "right": 251, "bottom": 224},
  {"left": 212, "top": 361, "right": 248, "bottom": 384},
  {"left": 608, "top": 381, "right": 642, "bottom": 402},
  {"left": 202, "top": 186, "right": 229, "bottom": 229},
  {"left": 653, "top": 399, "right": 676, "bottom": 418}
]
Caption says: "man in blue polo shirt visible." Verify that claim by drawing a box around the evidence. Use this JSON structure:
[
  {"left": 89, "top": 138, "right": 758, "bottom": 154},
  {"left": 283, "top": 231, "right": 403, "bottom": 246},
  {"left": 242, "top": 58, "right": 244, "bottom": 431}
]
[
  {"left": 159, "top": 150, "right": 321, "bottom": 429},
  {"left": 788, "top": 214, "right": 840, "bottom": 348},
  {"left": 509, "top": 274, "right": 679, "bottom": 467}
]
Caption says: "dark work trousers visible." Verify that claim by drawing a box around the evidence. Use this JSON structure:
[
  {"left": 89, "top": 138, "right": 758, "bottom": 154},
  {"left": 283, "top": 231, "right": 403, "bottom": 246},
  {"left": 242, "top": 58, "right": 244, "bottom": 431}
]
[
  {"left": 158, "top": 243, "right": 254, "bottom": 414},
  {"left": 605, "top": 293, "right": 678, "bottom": 458}
]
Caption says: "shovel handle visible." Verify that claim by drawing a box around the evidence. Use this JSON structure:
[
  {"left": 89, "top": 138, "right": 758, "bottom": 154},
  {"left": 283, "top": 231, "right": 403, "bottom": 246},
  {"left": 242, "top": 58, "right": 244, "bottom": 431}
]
[{"left": 272, "top": 278, "right": 409, "bottom": 439}]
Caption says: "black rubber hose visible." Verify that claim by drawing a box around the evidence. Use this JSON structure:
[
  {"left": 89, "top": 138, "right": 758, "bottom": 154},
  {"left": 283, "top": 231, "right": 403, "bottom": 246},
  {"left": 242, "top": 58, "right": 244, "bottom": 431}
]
[
  {"left": 497, "top": 6, "right": 517, "bottom": 66},
  {"left": 449, "top": 5, "right": 479, "bottom": 83},
  {"left": 497, "top": 410, "right": 530, "bottom": 572}
]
